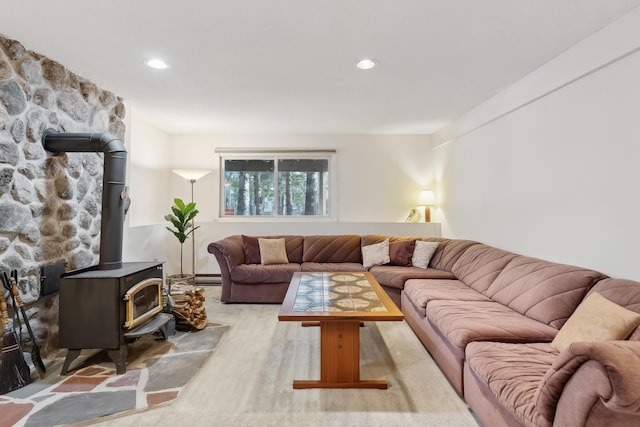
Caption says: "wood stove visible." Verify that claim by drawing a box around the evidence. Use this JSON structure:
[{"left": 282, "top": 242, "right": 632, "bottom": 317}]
[
  {"left": 42, "top": 130, "right": 173, "bottom": 375},
  {"left": 58, "top": 262, "right": 170, "bottom": 375}
]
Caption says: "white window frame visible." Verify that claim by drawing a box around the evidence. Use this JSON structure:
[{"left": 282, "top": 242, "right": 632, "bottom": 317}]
[{"left": 216, "top": 148, "right": 337, "bottom": 221}]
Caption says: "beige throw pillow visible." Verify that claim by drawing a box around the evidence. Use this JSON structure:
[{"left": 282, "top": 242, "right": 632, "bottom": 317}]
[
  {"left": 412, "top": 241, "right": 439, "bottom": 269},
  {"left": 362, "top": 239, "right": 390, "bottom": 269},
  {"left": 258, "top": 238, "right": 289, "bottom": 265},
  {"left": 550, "top": 292, "right": 640, "bottom": 352}
]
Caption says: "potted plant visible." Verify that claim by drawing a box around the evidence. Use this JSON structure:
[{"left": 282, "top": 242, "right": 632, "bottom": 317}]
[
  {"left": 165, "top": 198, "right": 199, "bottom": 285},
  {"left": 165, "top": 198, "right": 208, "bottom": 330}
]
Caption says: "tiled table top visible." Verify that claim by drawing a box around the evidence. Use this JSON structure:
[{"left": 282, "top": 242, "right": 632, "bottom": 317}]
[{"left": 292, "top": 272, "right": 388, "bottom": 313}]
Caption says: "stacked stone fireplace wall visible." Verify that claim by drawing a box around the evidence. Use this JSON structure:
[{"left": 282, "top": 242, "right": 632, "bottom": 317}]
[{"left": 0, "top": 35, "right": 126, "bottom": 356}]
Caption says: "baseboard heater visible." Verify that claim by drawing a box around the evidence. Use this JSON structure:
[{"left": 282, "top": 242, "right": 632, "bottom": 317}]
[{"left": 195, "top": 274, "right": 221, "bottom": 285}]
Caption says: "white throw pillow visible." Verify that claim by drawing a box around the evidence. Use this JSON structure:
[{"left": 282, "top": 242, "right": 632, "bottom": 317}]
[
  {"left": 362, "top": 239, "right": 390, "bottom": 269},
  {"left": 412, "top": 241, "right": 439, "bottom": 269}
]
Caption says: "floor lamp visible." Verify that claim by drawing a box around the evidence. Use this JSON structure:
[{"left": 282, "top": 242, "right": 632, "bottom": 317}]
[{"left": 172, "top": 169, "right": 212, "bottom": 276}]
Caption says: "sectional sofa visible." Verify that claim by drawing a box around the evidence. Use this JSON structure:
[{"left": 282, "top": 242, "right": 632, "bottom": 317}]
[{"left": 208, "top": 234, "right": 640, "bottom": 427}]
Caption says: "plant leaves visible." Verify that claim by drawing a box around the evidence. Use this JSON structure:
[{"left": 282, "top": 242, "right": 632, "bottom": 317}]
[
  {"left": 166, "top": 199, "right": 199, "bottom": 245},
  {"left": 174, "top": 198, "right": 186, "bottom": 210}
]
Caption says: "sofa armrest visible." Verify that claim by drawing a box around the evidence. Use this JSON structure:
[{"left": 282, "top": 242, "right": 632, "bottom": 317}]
[
  {"left": 536, "top": 340, "right": 640, "bottom": 425},
  {"left": 208, "top": 235, "right": 245, "bottom": 268},
  {"left": 207, "top": 236, "right": 244, "bottom": 302}
]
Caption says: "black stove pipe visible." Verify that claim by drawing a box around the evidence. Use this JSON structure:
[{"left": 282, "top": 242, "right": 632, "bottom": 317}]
[{"left": 42, "top": 129, "right": 128, "bottom": 270}]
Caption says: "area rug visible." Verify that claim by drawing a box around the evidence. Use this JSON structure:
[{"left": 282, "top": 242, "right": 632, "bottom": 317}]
[
  {"left": 0, "top": 322, "right": 229, "bottom": 427},
  {"left": 81, "top": 288, "right": 478, "bottom": 427}
]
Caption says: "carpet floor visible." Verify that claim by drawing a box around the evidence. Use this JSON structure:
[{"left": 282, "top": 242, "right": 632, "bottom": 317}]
[{"left": 73, "top": 286, "right": 479, "bottom": 427}]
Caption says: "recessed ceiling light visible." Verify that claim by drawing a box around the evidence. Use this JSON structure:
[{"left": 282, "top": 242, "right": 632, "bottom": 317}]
[
  {"left": 144, "top": 58, "right": 171, "bottom": 70},
  {"left": 356, "top": 59, "right": 376, "bottom": 70}
]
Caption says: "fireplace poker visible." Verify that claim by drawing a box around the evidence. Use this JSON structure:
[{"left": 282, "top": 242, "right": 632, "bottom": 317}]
[
  {"left": 8, "top": 272, "right": 46, "bottom": 378},
  {"left": 0, "top": 284, "right": 32, "bottom": 394},
  {"left": 3, "top": 271, "right": 22, "bottom": 341}
]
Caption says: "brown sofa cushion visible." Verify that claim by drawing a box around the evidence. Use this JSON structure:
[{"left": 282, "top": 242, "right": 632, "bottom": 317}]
[
  {"left": 403, "top": 279, "right": 491, "bottom": 313},
  {"left": 303, "top": 235, "right": 362, "bottom": 263},
  {"left": 230, "top": 263, "right": 301, "bottom": 283},
  {"left": 486, "top": 256, "right": 607, "bottom": 329},
  {"left": 242, "top": 235, "right": 261, "bottom": 264},
  {"left": 466, "top": 341, "right": 557, "bottom": 427},
  {"left": 389, "top": 239, "right": 415, "bottom": 266},
  {"left": 301, "top": 262, "right": 367, "bottom": 272},
  {"left": 283, "top": 235, "right": 304, "bottom": 264},
  {"left": 428, "top": 239, "right": 479, "bottom": 272},
  {"left": 369, "top": 266, "right": 455, "bottom": 290},
  {"left": 427, "top": 300, "right": 558, "bottom": 351},
  {"left": 450, "top": 244, "right": 519, "bottom": 293},
  {"left": 361, "top": 234, "right": 422, "bottom": 246},
  {"left": 587, "top": 278, "right": 640, "bottom": 313}
]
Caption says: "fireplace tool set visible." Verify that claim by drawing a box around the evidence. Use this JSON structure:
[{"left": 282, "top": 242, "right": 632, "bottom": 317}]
[{"left": 0, "top": 270, "right": 46, "bottom": 394}]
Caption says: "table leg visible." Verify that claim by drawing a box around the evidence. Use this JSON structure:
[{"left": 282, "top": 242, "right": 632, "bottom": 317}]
[{"left": 292, "top": 320, "right": 388, "bottom": 389}]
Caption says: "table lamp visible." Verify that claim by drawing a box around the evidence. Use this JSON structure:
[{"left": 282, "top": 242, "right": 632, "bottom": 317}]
[{"left": 418, "top": 190, "right": 436, "bottom": 223}]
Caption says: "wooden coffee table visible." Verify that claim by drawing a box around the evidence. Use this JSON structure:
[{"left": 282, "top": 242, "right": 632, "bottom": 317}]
[{"left": 278, "top": 272, "right": 403, "bottom": 389}]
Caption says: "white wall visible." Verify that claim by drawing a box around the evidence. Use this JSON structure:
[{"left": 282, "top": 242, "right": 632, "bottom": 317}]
[
  {"left": 124, "top": 8, "right": 640, "bottom": 281},
  {"left": 167, "top": 133, "right": 434, "bottom": 223},
  {"left": 127, "top": 114, "right": 173, "bottom": 226},
  {"left": 433, "top": 7, "right": 640, "bottom": 280},
  {"left": 125, "top": 131, "right": 438, "bottom": 275},
  {"left": 122, "top": 113, "right": 173, "bottom": 264},
  {"left": 170, "top": 133, "right": 436, "bottom": 275}
]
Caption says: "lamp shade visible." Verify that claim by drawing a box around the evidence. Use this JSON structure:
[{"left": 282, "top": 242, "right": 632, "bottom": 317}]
[
  {"left": 418, "top": 190, "right": 435, "bottom": 206},
  {"left": 173, "top": 169, "right": 212, "bottom": 181}
]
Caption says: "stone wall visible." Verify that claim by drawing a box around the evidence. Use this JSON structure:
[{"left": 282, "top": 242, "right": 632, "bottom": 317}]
[{"left": 0, "top": 34, "right": 126, "bottom": 356}]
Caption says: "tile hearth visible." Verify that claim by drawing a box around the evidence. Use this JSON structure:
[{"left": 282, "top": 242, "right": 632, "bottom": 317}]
[{"left": 0, "top": 323, "right": 228, "bottom": 427}]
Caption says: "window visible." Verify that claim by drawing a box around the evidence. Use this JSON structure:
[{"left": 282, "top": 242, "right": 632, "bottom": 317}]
[{"left": 219, "top": 151, "right": 333, "bottom": 218}]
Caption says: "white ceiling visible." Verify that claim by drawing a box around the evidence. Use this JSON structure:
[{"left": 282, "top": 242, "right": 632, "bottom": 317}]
[{"left": 1, "top": 1, "right": 640, "bottom": 135}]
